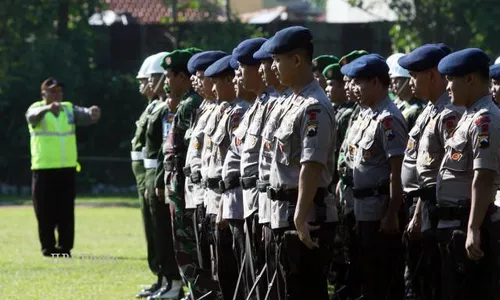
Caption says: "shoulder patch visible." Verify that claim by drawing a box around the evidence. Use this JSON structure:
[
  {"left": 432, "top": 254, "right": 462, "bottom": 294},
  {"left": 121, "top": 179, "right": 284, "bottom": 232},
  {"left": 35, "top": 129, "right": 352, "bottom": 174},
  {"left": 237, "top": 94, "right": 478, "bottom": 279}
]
[
  {"left": 475, "top": 115, "right": 490, "bottom": 126},
  {"left": 381, "top": 116, "right": 393, "bottom": 129},
  {"left": 306, "top": 108, "right": 321, "bottom": 121}
]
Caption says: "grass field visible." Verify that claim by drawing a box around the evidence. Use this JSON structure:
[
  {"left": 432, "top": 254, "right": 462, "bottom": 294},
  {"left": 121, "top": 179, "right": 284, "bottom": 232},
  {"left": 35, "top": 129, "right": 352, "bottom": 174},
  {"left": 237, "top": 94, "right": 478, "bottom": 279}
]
[{"left": 0, "top": 196, "right": 158, "bottom": 300}]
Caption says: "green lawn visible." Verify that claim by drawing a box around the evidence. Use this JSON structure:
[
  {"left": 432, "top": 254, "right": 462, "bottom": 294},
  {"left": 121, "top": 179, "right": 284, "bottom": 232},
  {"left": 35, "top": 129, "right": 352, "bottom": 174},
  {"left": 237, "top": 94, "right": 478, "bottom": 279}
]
[{"left": 0, "top": 201, "right": 158, "bottom": 299}]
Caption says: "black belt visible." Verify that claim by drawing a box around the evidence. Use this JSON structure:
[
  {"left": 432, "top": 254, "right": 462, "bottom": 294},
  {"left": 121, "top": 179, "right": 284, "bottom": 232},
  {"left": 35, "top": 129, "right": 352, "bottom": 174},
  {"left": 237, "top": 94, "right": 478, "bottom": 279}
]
[
  {"left": 219, "top": 176, "right": 240, "bottom": 193},
  {"left": 352, "top": 182, "right": 390, "bottom": 198},
  {"left": 190, "top": 170, "right": 202, "bottom": 184},
  {"left": 240, "top": 176, "right": 258, "bottom": 190},
  {"left": 266, "top": 187, "right": 328, "bottom": 203},
  {"left": 257, "top": 180, "right": 269, "bottom": 193},
  {"left": 404, "top": 186, "right": 436, "bottom": 202},
  {"left": 183, "top": 166, "right": 192, "bottom": 176},
  {"left": 437, "top": 202, "right": 497, "bottom": 221},
  {"left": 205, "top": 177, "right": 223, "bottom": 193}
]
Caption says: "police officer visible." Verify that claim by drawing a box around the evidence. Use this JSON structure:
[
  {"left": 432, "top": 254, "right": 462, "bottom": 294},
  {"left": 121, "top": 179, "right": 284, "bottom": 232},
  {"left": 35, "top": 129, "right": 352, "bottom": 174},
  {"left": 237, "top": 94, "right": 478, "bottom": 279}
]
[
  {"left": 341, "top": 54, "right": 408, "bottom": 300},
  {"left": 133, "top": 54, "right": 164, "bottom": 298},
  {"left": 253, "top": 38, "right": 293, "bottom": 299},
  {"left": 204, "top": 55, "right": 250, "bottom": 299},
  {"left": 397, "top": 44, "right": 462, "bottom": 300},
  {"left": 140, "top": 52, "right": 182, "bottom": 299},
  {"left": 489, "top": 63, "right": 500, "bottom": 103},
  {"left": 387, "top": 53, "right": 426, "bottom": 131},
  {"left": 265, "top": 26, "right": 337, "bottom": 300},
  {"left": 312, "top": 55, "right": 339, "bottom": 91},
  {"left": 26, "top": 78, "right": 101, "bottom": 258},
  {"left": 331, "top": 50, "right": 368, "bottom": 300},
  {"left": 435, "top": 48, "right": 500, "bottom": 300},
  {"left": 184, "top": 51, "right": 228, "bottom": 277}
]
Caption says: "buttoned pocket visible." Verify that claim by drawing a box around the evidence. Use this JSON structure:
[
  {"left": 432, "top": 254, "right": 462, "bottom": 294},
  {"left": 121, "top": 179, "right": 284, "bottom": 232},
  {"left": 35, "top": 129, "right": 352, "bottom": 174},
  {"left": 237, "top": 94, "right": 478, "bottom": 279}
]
[
  {"left": 405, "top": 125, "right": 421, "bottom": 159},
  {"left": 274, "top": 122, "right": 294, "bottom": 166},
  {"left": 357, "top": 133, "right": 376, "bottom": 165},
  {"left": 247, "top": 106, "right": 266, "bottom": 136}
]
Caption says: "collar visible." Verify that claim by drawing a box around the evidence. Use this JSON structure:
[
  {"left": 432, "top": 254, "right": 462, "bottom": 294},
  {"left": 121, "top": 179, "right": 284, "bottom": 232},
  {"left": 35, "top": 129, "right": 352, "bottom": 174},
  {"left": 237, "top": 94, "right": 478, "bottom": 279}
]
[
  {"left": 368, "top": 96, "right": 392, "bottom": 119},
  {"left": 466, "top": 95, "right": 493, "bottom": 115}
]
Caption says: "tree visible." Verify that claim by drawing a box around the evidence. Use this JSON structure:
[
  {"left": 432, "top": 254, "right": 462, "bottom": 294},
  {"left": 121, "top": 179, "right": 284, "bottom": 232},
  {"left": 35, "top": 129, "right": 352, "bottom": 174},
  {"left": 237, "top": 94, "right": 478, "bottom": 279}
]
[{"left": 350, "top": 0, "right": 500, "bottom": 56}]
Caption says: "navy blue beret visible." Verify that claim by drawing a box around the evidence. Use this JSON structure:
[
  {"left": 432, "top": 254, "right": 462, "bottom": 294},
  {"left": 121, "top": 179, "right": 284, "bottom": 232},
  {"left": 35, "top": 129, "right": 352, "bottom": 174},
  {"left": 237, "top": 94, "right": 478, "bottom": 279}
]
[
  {"left": 438, "top": 48, "right": 490, "bottom": 76},
  {"left": 398, "top": 44, "right": 448, "bottom": 72},
  {"left": 264, "top": 26, "right": 313, "bottom": 55},
  {"left": 435, "top": 43, "right": 452, "bottom": 55},
  {"left": 187, "top": 50, "right": 228, "bottom": 74},
  {"left": 233, "top": 38, "right": 267, "bottom": 66},
  {"left": 490, "top": 64, "right": 500, "bottom": 80},
  {"left": 253, "top": 38, "right": 273, "bottom": 60},
  {"left": 230, "top": 48, "right": 239, "bottom": 70},
  {"left": 205, "top": 55, "right": 234, "bottom": 77},
  {"left": 340, "top": 54, "right": 389, "bottom": 78}
]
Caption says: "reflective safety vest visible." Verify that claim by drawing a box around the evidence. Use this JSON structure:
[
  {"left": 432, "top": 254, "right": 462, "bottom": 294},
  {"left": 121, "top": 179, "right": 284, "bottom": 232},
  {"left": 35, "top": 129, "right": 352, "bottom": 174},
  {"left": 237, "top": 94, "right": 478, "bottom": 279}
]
[{"left": 28, "top": 101, "right": 77, "bottom": 170}]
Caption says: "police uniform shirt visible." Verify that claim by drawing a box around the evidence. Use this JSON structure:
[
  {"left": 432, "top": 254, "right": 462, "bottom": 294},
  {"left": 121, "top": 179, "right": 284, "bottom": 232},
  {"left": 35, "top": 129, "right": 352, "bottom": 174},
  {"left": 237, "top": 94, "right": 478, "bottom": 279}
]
[
  {"left": 220, "top": 133, "right": 244, "bottom": 220},
  {"left": 186, "top": 102, "right": 217, "bottom": 208},
  {"left": 202, "top": 102, "right": 230, "bottom": 208},
  {"left": 351, "top": 97, "right": 408, "bottom": 222},
  {"left": 206, "top": 99, "right": 249, "bottom": 215},
  {"left": 238, "top": 89, "right": 278, "bottom": 218},
  {"left": 437, "top": 95, "right": 500, "bottom": 228},
  {"left": 269, "top": 80, "right": 337, "bottom": 229},
  {"left": 259, "top": 89, "right": 293, "bottom": 224}
]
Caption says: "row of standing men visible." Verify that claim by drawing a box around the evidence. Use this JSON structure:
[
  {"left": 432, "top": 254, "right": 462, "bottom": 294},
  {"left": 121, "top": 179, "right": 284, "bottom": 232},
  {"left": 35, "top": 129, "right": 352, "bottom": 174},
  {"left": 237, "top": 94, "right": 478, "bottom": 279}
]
[{"left": 131, "top": 25, "right": 500, "bottom": 300}]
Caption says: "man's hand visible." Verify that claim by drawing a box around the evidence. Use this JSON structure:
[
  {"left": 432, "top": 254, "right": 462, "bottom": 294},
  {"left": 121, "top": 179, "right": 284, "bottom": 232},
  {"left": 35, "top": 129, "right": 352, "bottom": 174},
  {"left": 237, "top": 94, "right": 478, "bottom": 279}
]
[
  {"left": 466, "top": 228, "right": 484, "bottom": 260},
  {"left": 155, "top": 188, "right": 165, "bottom": 203},
  {"left": 49, "top": 102, "right": 61, "bottom": 115},
  {"left": 406, "top": 214, "right": 422, "bottom": 240},
  {"left": 294, "top": 215, "right": 319, "bottom": 249},
  {"left": 380, "top": 212, "right": 399, "bottom": 234},
  {"left": 89, "top": 106, "right": 101, "bottom": 121}
]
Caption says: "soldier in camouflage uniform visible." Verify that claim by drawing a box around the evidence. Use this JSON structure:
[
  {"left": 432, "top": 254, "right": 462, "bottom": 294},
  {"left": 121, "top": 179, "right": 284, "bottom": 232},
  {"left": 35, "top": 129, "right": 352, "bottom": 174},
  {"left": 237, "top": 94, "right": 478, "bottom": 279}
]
[
  {"left": 312, "top": 55, "right": 339, "bottom": 91},
  {"left": 204, "top": 55, "right": 250, "bottom": 300},
  {"left": 133, "top": 54, "right": 163, "bottom": 299}
]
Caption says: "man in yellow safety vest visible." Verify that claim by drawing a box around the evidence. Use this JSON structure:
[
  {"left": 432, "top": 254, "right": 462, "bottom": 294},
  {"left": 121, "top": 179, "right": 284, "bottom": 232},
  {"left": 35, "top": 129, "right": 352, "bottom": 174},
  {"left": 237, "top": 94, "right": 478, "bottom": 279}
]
[{"left": 25, "top": 77, "right": 101, "bottom": 257}]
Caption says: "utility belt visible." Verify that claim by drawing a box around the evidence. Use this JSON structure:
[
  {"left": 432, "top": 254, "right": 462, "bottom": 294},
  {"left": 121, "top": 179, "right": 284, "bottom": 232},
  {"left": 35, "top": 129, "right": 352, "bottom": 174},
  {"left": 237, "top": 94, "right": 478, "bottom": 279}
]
[
  {"left": 130, "top": 151, "right": 144, "bottom": 161},
  {"left": 240, "top": 175, "right": 258, "bottom": 190},
  {"left": 183, "top": 166, "right": 203, "bottom": 184},
  {"left": 437, "top": 200, "right": 497, "bottom": 222},
  {"left": 257, "top": 180, "right": 270, "bottom": 193},
  {"left": 143, "top": 158, "right": 158, "bottom": 169},
  {"left": 164, "top": 155, "right": 182, "bottom": 172},
  {"left": 403, "top": 185, "right": 436, "bottom": 203},
  {"left": 266, "top": 186, "right": 328, "bottom": 203},
  {"left": 352, "top": 181, "right": 390, "bottom": 199},
  {"left": 205, "top": 175, "right": 240, "bottom": 193}
]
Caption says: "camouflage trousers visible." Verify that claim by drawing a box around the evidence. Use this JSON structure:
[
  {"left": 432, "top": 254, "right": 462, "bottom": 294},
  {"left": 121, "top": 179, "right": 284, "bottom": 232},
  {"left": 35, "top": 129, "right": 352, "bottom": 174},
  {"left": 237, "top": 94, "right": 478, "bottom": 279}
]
[{"left": 166, "top": 171, "right": 217, "bottom": 298}]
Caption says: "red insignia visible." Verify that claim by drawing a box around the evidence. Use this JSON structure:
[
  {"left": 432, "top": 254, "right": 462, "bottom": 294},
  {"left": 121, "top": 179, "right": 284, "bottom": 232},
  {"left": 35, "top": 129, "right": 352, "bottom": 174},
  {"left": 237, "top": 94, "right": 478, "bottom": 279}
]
[
  {"left": 309, "top": 112, "right": 317, "bottom": 120},
  {"left": 475, "top": 115, "right": 490, "bottom": 126},
  {"left": 481, "top": 123, "right": 489, "bottom": 132},
  {"left": 382, "top": 117, "right": 393, "bottom": 128},
  {"left": 442, "top": 115, "right": 456, "bottom": 123}
]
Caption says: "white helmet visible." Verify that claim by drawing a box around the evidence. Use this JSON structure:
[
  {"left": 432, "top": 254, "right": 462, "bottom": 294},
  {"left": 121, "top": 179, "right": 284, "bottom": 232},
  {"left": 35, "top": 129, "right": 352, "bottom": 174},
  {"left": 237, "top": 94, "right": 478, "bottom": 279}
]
[
  {"left": 136, "top": 54, "right": 156, "bottom": 79},
  {"left": 495, "top": 56, "right": 500, "bottom": 65},
  {"left": 386, "top": 53, "right": 410, "bottom": 79},
  {"left": 145, "top": 52, "right": 169, "bottom": 75}
]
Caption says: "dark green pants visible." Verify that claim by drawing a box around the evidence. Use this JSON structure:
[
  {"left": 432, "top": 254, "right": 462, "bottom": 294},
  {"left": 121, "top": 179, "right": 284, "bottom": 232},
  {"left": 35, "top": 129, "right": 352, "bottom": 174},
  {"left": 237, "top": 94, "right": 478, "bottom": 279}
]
[
  {"left": 132, "top": 161, "right": 159, "bottom": 275},
  {"left": 145, "top": 168, "right": 180, "bottom": 280}
]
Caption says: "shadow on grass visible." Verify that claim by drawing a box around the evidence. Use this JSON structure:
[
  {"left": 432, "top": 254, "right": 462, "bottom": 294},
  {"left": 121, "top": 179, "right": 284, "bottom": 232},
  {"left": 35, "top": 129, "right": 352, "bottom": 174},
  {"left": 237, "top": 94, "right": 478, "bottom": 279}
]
[{"left": 0, "top": 194, "right": 140, "bottom": 208}]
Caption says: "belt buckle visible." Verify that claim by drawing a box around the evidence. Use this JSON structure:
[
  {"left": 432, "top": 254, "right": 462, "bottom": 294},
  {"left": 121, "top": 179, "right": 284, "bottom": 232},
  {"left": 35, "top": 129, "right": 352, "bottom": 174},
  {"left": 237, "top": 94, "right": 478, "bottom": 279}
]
[{"left": 266, "top": 186, "right": 276, "bottom": 200}]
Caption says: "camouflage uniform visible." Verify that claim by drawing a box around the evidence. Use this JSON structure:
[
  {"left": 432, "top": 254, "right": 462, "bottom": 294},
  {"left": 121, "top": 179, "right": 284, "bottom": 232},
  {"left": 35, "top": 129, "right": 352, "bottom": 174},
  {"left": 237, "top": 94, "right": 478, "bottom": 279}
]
[{"left": 396, "top": 97, "right": 427, "bottom": 131}]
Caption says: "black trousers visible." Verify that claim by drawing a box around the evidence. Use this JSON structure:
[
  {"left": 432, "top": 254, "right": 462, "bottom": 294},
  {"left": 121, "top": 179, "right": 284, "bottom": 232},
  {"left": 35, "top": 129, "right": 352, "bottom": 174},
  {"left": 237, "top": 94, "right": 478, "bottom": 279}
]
[
  {"left": 356, "top": 221, "right": 405, "bottom": 300},
  {"left": 275, "top": 223, "right": 336, "bottom": 300},
  {"left": 228, "top": 219, "right": 246, "bottom": 299},
  {"left": 213, "top": 215, "right": 240, "bottom": 300},
  {"left": 32, "top": 167, "right": 76, "bottom": 253}
]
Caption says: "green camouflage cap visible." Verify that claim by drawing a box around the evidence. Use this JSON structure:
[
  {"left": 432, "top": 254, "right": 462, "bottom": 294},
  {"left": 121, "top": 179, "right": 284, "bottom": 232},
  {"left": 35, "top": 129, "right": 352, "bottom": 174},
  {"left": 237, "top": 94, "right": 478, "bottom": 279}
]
[
  {"left": 322, "top": 63, "right": 343, "bottom": 81},
  {"left": 312, "top": 55, "right": 339, "bottom": 72},
  {"left": 161, "top": 49, "right": 193, "bottom": 71},
  {"left": 339, "top": 50, "right": 369, "bottom": 66}
]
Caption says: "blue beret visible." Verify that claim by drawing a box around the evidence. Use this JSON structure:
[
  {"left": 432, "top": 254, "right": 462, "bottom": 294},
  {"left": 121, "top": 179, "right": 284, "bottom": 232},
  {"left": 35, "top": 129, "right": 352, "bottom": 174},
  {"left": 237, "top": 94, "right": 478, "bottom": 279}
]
[
  {"left": 205, "top": 55, "right": 234, "bottom": 77},
  {"left": 490, "top": 64, "right": 500, "bottom": 80},
  {"left": 264, "top": 26, "right": 313, "bottom": 54},
  {"left": 340, "top": 54, "right": 389, "bottom": 78},
  {"left": 253, "top": 38, "right": 273, "bottom": 60},
  {"left": 233, "top": 38, "right": 267, "bottom": 66},
  {"left": 435, "top": 43, "right": 452, "bottom": 55},
  {"left": 188, "top": 51, "right": 227, "bottom": 74},
  {"left": 438, "top": 48, "right": 490, "bottom": 76},
  {"left": 398, "top": 44, "right": 449, "bottom": 72},
  {"left": 187, "top": 51, "right": 228, "bottom": 74},
  {"left": 230, "top": 48, "right": 239, "bottom": 70}
]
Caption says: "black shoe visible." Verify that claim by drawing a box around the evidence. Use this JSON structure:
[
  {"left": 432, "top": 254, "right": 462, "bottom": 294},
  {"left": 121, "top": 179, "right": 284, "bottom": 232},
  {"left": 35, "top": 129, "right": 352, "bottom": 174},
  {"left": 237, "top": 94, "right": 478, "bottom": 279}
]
[
  {"left": 136, "top": 282, "right": 162, "bottom": 298},
  {"left": 42, "top": 248, "right": 57, "bottom": 257}
]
